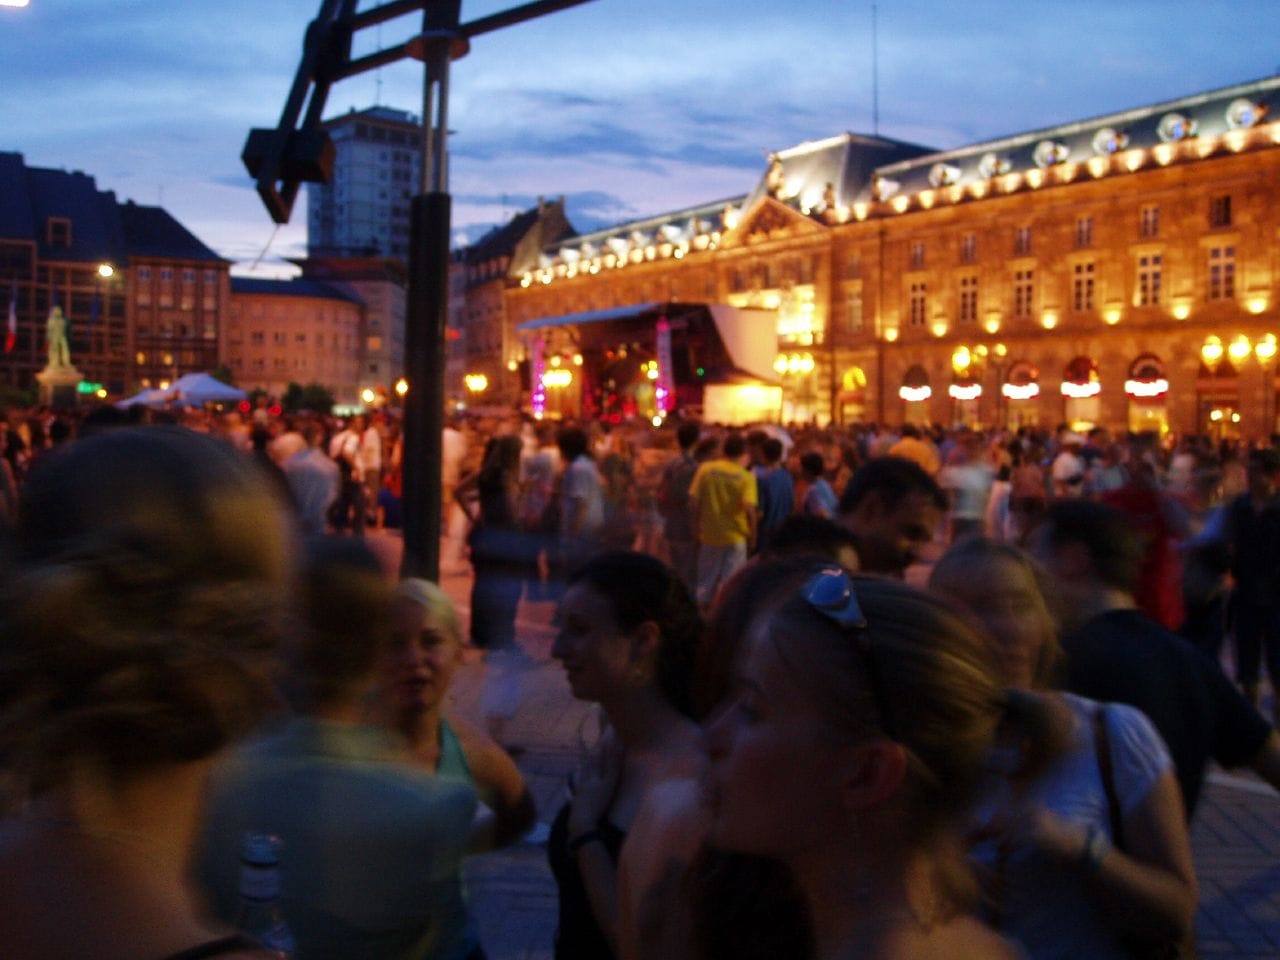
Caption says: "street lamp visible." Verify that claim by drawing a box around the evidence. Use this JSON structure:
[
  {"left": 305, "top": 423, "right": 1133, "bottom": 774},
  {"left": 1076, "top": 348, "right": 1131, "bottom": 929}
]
[{"left": 1200, "top": 335, "right": 1224, "bottom": 373}]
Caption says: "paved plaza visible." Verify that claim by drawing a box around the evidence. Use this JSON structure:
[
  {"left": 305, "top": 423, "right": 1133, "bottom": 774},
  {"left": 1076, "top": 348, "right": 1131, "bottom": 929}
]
[{"left": 367, "top": 532, "right": 1280, "bottom": 960}]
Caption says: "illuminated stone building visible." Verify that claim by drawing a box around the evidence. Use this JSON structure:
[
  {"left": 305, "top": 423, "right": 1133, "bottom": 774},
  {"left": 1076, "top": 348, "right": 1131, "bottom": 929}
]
[
  {"left": 0, "top": 153, "right": 229, "bottom": 398},
  {"left": 507, "top": 76, "right": 1280, "bottom": 436},
  {"left": 227, "top": 278, "right": 364, "bottom": 405},
  {"left": 450, "top": 198, "right": 574, "bottom": 408}
]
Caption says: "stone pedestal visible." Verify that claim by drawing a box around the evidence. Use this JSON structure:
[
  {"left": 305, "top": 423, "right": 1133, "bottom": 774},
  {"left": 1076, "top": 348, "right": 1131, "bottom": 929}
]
[{"left": 36, "top": 365, "right": 84, "bottom": 409}]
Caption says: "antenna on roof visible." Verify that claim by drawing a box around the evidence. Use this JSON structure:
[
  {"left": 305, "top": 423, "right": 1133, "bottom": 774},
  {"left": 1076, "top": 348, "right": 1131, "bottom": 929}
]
[{"left": 871, "top": 3, "right": 879, "bottom": 136}]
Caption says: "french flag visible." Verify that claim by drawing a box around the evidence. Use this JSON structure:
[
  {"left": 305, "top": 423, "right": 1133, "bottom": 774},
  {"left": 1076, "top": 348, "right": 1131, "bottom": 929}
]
[{"left": 4, "top": 283, "right": 14, "bottom": 354}]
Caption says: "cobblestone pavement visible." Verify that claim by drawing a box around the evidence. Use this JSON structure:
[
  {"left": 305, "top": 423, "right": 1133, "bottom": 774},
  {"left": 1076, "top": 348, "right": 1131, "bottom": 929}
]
[{"left": 369, "top": 532, "right": 1280, "bottom": 960}]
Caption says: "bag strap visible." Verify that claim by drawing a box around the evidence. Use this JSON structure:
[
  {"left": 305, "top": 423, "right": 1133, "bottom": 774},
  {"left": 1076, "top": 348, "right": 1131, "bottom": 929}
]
[{"left": 1093, "top": 705, "right": 1126, "bottom": 851}]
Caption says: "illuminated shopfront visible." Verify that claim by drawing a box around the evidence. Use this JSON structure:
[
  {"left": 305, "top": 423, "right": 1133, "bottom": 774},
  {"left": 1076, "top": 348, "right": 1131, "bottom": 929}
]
[
  {"left": 1124, "top": 353, "right": 1170, "bottom": 435},
  {"left": 1060, "top": 356, "right": 1101, "bottom": 432}
]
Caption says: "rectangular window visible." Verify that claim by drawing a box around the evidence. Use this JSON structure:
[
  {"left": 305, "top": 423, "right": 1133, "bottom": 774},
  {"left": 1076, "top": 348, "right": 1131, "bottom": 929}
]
[
  {"left": 1014, "top": 226, "right": 1032, "bottom": 257},
  {"left": 959, "top": 276, "right": 979, "bottom": 324},
  {"left": 1073, "top": 262, "right": 1095, "bottom": 312},
  {"left": 1014, "top": 270, "right": 1034, "bottom": 318},
  {"left": 1140, "top": 205, "right": 1160, "bottom": 239},
  {"left": 844, "top": 256, "right": 862, "bottom": 280},
  {"left": 960, "top": 233, "right": 977, "bottom": 265},
  {"left": 295, "top": 332, "right": 307, "bottom": 343},
  {"left": 846, "top": 289, "right": 864, "bottom": 333},
  {"left": 273, "top": 331, "right": 287, "bottom": 345},
  {"left": 1209, "top": 195, "right": 1232, "bottom": 228},
  {"left": 46, "top": 217, "right": 72, "bottom": 248},
  {"left": 1137, "top": 254, "right": 1163, "bottom": 306},
  {"left": 1208, "top": 246, "right": 1236, "bottom": 301},
  {"left": 250, "top": 331, "right": 265, "bottom": 345},
  {"left": 1075, "top": 217, "right": 1093, "bottom": 249},
  {"left": 909, "top": 282, "right": 927, "bottom": 326},
  {"left": 910, "top": 243, "right": 925, "bottom": 271}
]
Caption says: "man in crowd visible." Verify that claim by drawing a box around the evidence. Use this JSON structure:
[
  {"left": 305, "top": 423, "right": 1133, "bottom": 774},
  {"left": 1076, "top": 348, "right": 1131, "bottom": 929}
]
[
  {"left": 282, "top": 420, "right": 340, "bottom": 538},
  {"left": 689, "top": 431, "right": 757, "bottom": 609},
  {"left": 1031, "top": 498, "right": 1280, "bottom": 818},
  {"left": 837, "top": 456, "right": 946, "bottom": 578},
  {"left": 753, "top": 436, "right": 794, "bottom": 551},
  {"left": 658, "top": 420, "right": 701, "bottom": 591}
]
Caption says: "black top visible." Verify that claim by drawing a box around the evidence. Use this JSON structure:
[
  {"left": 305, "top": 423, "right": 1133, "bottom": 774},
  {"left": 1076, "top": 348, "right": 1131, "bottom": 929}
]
[
  {"left": 1062, "top": 608, "right": 1271, "bottom": 816},
  {"left": 548, "top": 802, "right": 627, "bottom": 960},
  {"left": 1223, "top": 492, "right": 1280, "bottom": 606}
]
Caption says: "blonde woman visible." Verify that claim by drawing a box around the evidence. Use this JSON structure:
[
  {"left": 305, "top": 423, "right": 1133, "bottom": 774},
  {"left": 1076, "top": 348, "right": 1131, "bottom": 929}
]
[
  {"left": 701, "top": 565, "right": 1025, "bottom": 960},
  {"left": 930, "top": 538, "right": 1196, "bottom": 960},
  {"left": 0, "top": 427, "right": 296, "bottom": 960}
]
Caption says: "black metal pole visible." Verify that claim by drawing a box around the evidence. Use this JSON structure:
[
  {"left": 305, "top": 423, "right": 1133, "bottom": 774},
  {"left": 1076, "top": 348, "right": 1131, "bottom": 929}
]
[{"left": 401, "top": 190, "right": 450, "bottom": 580}]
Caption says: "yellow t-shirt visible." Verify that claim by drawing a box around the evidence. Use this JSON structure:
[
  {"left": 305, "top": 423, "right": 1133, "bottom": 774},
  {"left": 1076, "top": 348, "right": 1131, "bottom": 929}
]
[{"left": 690, "top": 458, "right": 758, "bottom": 546}]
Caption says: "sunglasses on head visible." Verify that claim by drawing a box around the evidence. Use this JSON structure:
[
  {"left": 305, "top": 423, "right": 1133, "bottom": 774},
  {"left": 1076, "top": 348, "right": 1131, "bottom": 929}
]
[{"left": 801, "top": 566, "right": 896, "bottom": 739}]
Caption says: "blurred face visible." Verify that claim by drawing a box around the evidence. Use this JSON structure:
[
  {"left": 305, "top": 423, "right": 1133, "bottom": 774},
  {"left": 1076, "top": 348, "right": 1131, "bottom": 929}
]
[
  {"left": 385, "top": 598, "right": 463, "bottom": 715},
  {"left": 937, "top": 556, "right": 1052, "bottom": 690},
  {"left": 845, "top": 491, "right": 940, "bottom": 576},
  {"left": 701, "top": 623, "right": 846, "bottom": 859},
  {"left": 551, "top": 583, "right": 634, "bottom": 703}
]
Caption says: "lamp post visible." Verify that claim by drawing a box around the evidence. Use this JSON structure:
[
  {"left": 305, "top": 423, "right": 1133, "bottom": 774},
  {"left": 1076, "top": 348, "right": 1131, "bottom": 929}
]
[{"left": 246, "top": 0, "right": 597, "bottom": 581}]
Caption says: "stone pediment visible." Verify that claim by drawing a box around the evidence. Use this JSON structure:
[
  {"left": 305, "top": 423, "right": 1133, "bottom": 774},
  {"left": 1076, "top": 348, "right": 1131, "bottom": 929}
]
[{"left": 721, "top": 197, "right": 828, "bottom": 248}]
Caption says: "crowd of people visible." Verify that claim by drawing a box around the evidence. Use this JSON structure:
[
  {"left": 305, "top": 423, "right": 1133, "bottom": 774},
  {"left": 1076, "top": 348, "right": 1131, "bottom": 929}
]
[{"left": 2, "top": 402, "right": 1280, "bottom": 959}]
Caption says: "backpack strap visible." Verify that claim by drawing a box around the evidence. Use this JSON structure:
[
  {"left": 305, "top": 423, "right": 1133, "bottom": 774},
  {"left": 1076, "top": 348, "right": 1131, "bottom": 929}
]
[{"left": 1093, "top": 705, "right": 1126, "bottom": 850}]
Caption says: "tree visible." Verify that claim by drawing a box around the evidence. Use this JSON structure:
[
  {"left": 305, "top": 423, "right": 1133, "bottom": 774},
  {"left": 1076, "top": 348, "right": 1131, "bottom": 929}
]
[
  {"left": 282, "top": 381, "right": 335, "bottom": 414},
  {"left": 210, "top": 363, "right": 235, "bottom": 386}
]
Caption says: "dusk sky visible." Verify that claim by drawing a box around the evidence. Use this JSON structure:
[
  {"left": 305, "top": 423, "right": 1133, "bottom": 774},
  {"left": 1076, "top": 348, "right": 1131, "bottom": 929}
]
[{"left": 4, "top": 1, "right": 1277, "bottom": 275}]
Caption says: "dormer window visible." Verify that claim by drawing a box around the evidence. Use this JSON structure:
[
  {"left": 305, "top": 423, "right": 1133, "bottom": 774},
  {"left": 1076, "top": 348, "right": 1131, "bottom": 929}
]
[{"left": 46, "top": 216, "right": 72, "bottom": 248}]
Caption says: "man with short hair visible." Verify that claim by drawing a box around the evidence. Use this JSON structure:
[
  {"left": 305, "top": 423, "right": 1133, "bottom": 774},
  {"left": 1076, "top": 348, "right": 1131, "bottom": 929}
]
[
  {"left": 283, "top": 420, "right": 341, "bottom": 537},
  {"left": 689, "top": 432, "right": 757, "bottom": 609},
  {"left": 887, "top": 423, "right": 940, "bottom": 475},
  {"left": 1032, "top": 498, "right": 1280, "bottom": 818},
  {"left": 837, "top": 456, "right": 945, "bottom": 578},
  {"left": 658, "top": 420, "right": 701, "bottom": 591},
  {"left": 753, "top": 436, "right": 794, "bottom": 550}
]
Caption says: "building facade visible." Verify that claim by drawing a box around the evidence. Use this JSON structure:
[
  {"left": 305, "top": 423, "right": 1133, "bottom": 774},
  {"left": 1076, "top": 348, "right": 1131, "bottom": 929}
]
[
  {"left": 306, "top": 107, "right": 421, "bottom": 260},
  {"left": 0, "top": 153, "right": 229, "bottom": 398},
  {"left": 451, "top": 198, "right": 575, "bottom": 408},
  {"left": 507, "top": 76, "right": 1280, "bottom": 438},
  {"left": 227, "top": 278, "right": 364, "bottom": 405},
  {"left": 294, "top": 255, "right": 408, "bottom": 405}
]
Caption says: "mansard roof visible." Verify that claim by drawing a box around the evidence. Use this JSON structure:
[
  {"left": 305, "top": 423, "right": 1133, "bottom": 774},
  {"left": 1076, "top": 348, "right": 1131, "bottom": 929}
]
[
  {"left": 0, "top": 152, "right": 222, "bottom": 266},
  {"left": 873, "top": 74, "right": 1280, "bottom": 201},
  {"left": 119, "top": 201, "right": 223, "bottom": 263}
]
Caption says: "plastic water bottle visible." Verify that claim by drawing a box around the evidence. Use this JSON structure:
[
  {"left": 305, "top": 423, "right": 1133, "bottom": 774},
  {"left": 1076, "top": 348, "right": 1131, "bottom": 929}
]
[{"left": 234, "top": 833, "right": 296, "bottom": 958}]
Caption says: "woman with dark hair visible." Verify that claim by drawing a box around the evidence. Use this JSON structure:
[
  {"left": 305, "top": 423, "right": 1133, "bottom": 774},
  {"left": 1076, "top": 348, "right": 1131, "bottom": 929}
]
[
  {"left": 548, "top": 551, "right": 702, "bottom": 960},
  {"left": 462, "top": 434, "right": 531, "bottom": 651},
  {"left": 0, "top": 426, "right": 296, "bottom": 959}
]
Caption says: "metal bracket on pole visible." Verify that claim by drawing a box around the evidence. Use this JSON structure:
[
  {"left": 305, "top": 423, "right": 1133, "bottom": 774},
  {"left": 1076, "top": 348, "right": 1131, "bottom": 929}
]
[{"left": 247, "top": 0, "right": 598, "bottom": 580}]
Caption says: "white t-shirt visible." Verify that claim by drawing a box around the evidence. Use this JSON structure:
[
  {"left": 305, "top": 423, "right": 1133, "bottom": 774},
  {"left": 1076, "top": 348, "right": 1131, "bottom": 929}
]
[{"left": 971, "top": 693, "right": 1172, "bottom": 960}]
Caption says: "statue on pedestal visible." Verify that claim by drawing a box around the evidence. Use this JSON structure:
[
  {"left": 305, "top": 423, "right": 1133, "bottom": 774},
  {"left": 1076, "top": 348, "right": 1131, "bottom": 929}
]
[
  {"left": 36, "top": 304, "right": 83, "bottom": 409},
  {"left": 46, "top": 305, "right": 71, "bottom": 369}
]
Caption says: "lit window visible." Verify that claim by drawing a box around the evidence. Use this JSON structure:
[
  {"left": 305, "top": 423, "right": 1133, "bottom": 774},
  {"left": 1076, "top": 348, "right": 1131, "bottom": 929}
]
[
  {"left": 846, "top": 288, "right": 864, "bottom": 333},
  {"left": 1014, "top": 226, "right": 1032, "bottom": 257},
  {"left": 959, "top": 276, "right": 979, "bottom": 324},
  {"left": 1209, "top": 195, "right": 1232, "bottom": 228},
  {"left": 1137, "top": 255, "right": 1163, "bottom": 306},
  {"left": 909, "top": 281, "right": 928, "bottom": 326},
  {"left": 1073, "top": 262, "right": 1095, "bottom": 312},
  {"left": 1208, "top": 246, "right": 1236, "bottom": 301},
  {"left": 1075, "top": 217, "right": 1093, "bottom": 249},
  {"left": 1013, "top": 270, "right": 1034, "bottom": 318},
  {"left": 1140, "top": 205, "right": 1160, "bottom": 239}
]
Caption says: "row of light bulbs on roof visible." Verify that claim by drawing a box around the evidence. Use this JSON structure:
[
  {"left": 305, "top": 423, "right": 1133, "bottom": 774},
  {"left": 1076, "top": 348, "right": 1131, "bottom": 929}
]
[
  {"left": 521, "top": 100, "right": 1274, "bottom": 290},
  {"left": 875, "top": 98, "right": 1272, "bottom": 210}
]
